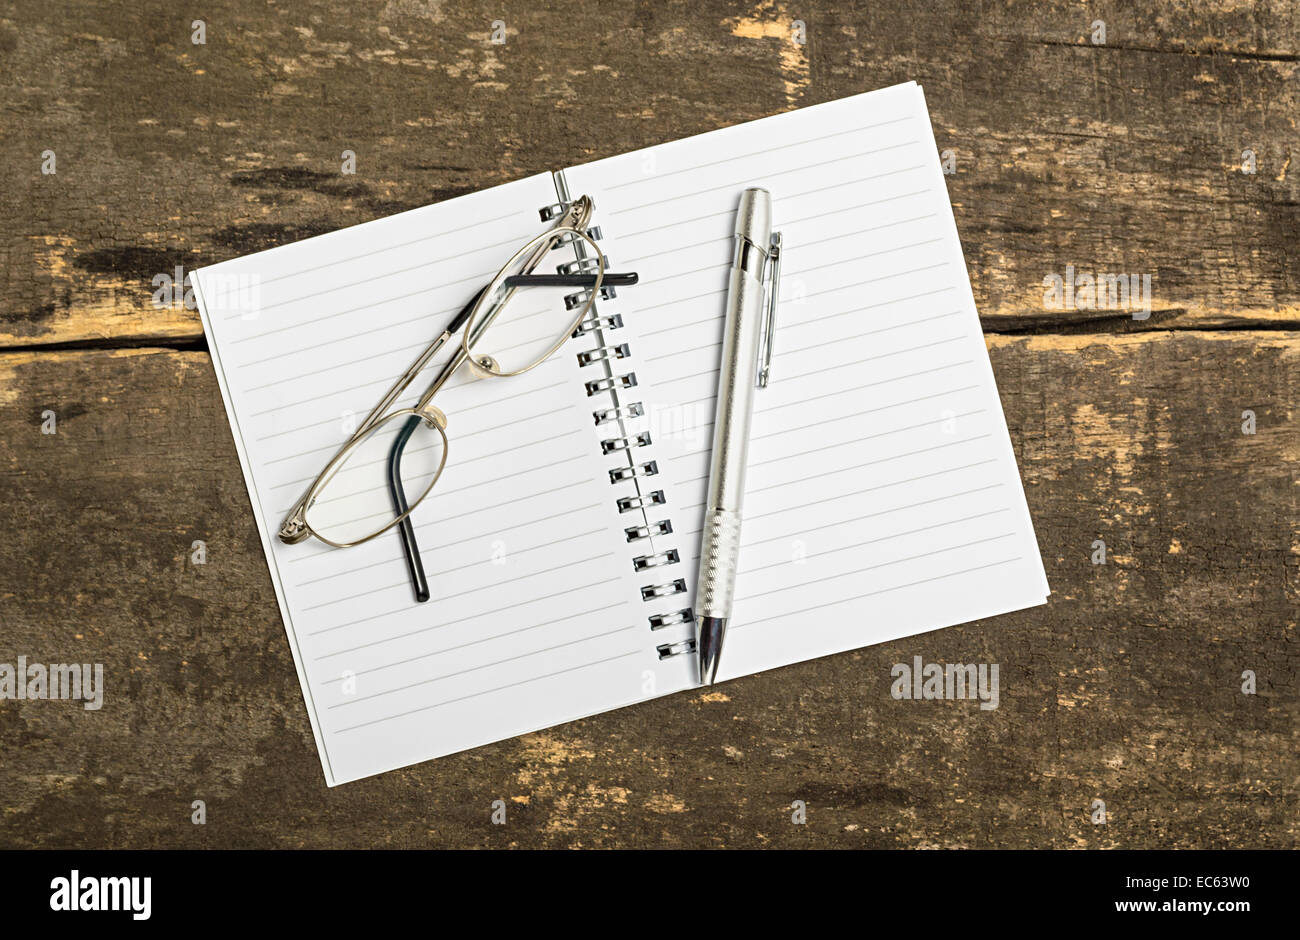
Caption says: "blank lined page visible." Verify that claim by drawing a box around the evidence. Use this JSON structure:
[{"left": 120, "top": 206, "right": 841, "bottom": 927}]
[
  {"left": 194, "top": 173, "right": 691, "bottom": 785},
  {"left": 565, "top": 82, "right": 1049, "bottom": 682}
]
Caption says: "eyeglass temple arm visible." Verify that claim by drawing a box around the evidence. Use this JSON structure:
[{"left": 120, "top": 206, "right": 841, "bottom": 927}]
[{"left": 388, "top": 414, "right": 431, "bottom": 603}]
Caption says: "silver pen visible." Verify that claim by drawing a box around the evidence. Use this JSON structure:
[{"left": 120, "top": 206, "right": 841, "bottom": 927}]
[{"left": 696, "top": 187, "right": 782, "bottom": 684}]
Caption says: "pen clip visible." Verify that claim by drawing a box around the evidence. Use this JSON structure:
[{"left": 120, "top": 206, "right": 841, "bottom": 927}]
[{"left": 757, "top": 231, "right": 782, "bottom": 388}]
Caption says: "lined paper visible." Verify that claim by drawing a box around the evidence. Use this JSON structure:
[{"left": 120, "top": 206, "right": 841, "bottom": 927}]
[
  {"left": 566, "top": 82, "right": 1049, "bottom": 681},
  {"left": 195, "top": 173, "right": 693, "bottom": 785}
]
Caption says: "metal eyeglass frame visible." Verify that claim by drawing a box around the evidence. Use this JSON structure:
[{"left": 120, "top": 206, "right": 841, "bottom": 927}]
[{"left": 276, "top": 196, "right": 621, "bottom": 601}]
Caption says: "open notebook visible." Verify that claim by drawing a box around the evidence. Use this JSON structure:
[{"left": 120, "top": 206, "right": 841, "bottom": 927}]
[{"left": 195, "top": 81, "right": 1048, "bottom": 785}]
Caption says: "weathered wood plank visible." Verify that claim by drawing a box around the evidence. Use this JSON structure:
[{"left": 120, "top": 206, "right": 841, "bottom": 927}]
[
  {"left": 1, "top": 0, "right": 1296, "bottom": 347},
  {"left": 0, "top": 333, "right": 1294, "bottom": 847}
]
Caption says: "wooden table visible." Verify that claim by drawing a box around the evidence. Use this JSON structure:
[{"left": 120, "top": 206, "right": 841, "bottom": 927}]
[{"left": 1, "top": 0, "right": 1295, "bottom": 849}]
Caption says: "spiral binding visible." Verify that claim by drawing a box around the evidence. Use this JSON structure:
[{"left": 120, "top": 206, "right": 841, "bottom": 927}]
[{"left": 548, "top": 189, "right": 695, "bottom": 661}]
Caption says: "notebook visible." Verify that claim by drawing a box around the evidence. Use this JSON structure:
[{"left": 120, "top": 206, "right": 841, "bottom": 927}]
[{"left": 194, "top": 81, "right": 1049, "bottom": 785}]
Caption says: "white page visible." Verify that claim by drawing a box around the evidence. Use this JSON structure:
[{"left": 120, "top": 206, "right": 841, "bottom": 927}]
[
  {"left": 565, "top": 82, "right": 1049, "bottom": 682},
  {"left": 194, "top": 173, "right": 694, "bottom": 785}
]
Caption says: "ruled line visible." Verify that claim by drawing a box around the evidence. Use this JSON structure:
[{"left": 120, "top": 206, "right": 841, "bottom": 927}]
[
  {"left": 658, "top": 336, "right": 969, "bottom": 392},
  {"left": 737, "top": 558, "right": 1026, "bottom": 629},
  {"left": 624, "top": 186, "right": 930, "bottom": 241},
  {"left": 264, "top": 402, "right": 571, "bottom": 467},
  {"left": 326, "top": 624, "right": 639, "bottom": 709},
  {"left": 633, "top": 233, "right": 944, "bottom": 303},
  {"left": 655, "top": 330, "right": 963, "bottom": 383},
  {"left": 334, "top": 649, "right": 642, "bottom": 733},
  {"left": 238, "top": 305, "right": 455, "bottom": 369},
  {"left": 747, "top": 480, "right": 1005, "bottom": 531},
  {"left": 225, "top": 266, "right": 493, "bottom": 333},
  {"left": 283, "top": 472, "right": 595, "bottom": 539},
  {"left": 301, "top": 551, "right": 615, "bottom": 612},
  {"left": 229, "top": 205, "right": 522, "bottom": 289},
  {"left": 246, "top": 348, "right": 564, "bottom": 417},
  {"left": 738, "top": 534, "right": 1018, "bottom": 603},
  {"left": 602, "top": 114, "right": 914, "bottom": 191},
  {"left": 668, "top": 379, "right": 978, "bottom": 443},
  {"left": 673, "top": 427, "right": 989, "bottom": 476},
  {"left": 684, "top": 509, "right": 1014, "bottom": 572},
  {"left": 245, "top": 238, "right": 513, "bottom": 316},
  {"left": 317, "top": 600, "right": 628, "bottom": 683},
  {"left": 671, "top": 462, "right": 1003, "bottom": 540},
  {"left": 753, "top": 407, "right": 984, "bottom": 447},
  {"left": 748, "top": 436, "right": 991, "bottom": 486},
  {"left": 254, "top": 376, "right": 570, "bottom": 443},
  {"left": 287, "top": 501, "right": 601, "bottom": 568},
  {"left": 243, "top": 305, "right": 568, "bottom": 397},
  {"left": 300, "top": 527, "right": 604, "bottom": 593},
  {"left": 616, "top": 145, "right": 923, "bottom": 214},
  {"left": 309, "top": 576, "right": 621, "bottom": 644},
  {"left": 269, "top": 426, "right": 583, "bottom": 495},
  {"left": 614, "top": 162, "right": 928, "bottom": 220},
  {"left": 666, "top": 364, "right": 977, "bottom": 423},
  {"left": 640, "top": 283, "right": 957, "bottom": 340},
  {"left": 628, "top": 208, "right": 936, "bottom": 265}
]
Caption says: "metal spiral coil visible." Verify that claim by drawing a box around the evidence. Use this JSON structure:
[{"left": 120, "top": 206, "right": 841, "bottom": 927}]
[
  {"left": 624, "top": 520, "right": 672, "bottom": 541},
  {"left": 634, "top": 549, "right": 680, "bottom": 571},
  {"left": 656, "top": 639, "right": 696, "bottom": 660},
  {"left": 617, "top": 490, "right": 665, "bottom": 512},
  {"left": 641, "top": 579, "right": 686, "bottom": 601},
  {"left": 593, "top": 402, "right": 643, "bottom": 426},
  {"left": 600, "top": 431, "right": 651, "bottom": 455},
  {"left": 585, "top": 373, "right": 636, "bottom": 396},
  {"left": 574, "top": 314, "right": 623, "bottom": 336},
  {"left": 608, "top": 460, "right": 657, "bottom": 483},
  {"left": 578, "top": 343, "right": 631, "bottom": 366},
  {"left": 558, "top": 255, "right": 607, "bottom": 276},
  {"left": 649, "top": 609, "right": 692, "bottom": 629}
]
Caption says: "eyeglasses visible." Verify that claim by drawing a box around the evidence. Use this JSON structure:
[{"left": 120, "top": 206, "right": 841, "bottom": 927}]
[{"left": 277, "top": 196, "right": 639, "bottom": 602}]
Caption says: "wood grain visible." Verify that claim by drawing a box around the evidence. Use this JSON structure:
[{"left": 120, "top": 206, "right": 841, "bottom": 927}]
[
  {"left": 1, "top": 0, "right": 1297, "bottom": 348},
  {"left": 1, "top": 0, "right": 1296, "bottom": 850},
  {"left": 0, "top": 333, "right": 1294, "bottom": 848}
]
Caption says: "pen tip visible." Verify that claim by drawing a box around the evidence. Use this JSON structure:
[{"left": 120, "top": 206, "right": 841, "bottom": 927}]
[{"left": 697, "top": 616, "right": 727, "bottom": 686}]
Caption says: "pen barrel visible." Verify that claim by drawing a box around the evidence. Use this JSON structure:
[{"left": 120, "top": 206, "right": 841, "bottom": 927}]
[{"left": 694, "top": 262, "right": 765, "bottom": 619}]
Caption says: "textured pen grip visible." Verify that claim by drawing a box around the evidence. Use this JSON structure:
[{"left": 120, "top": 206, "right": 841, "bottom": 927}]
[{"left": 695, "top": 508, "right": 743, "bottom": 619}]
